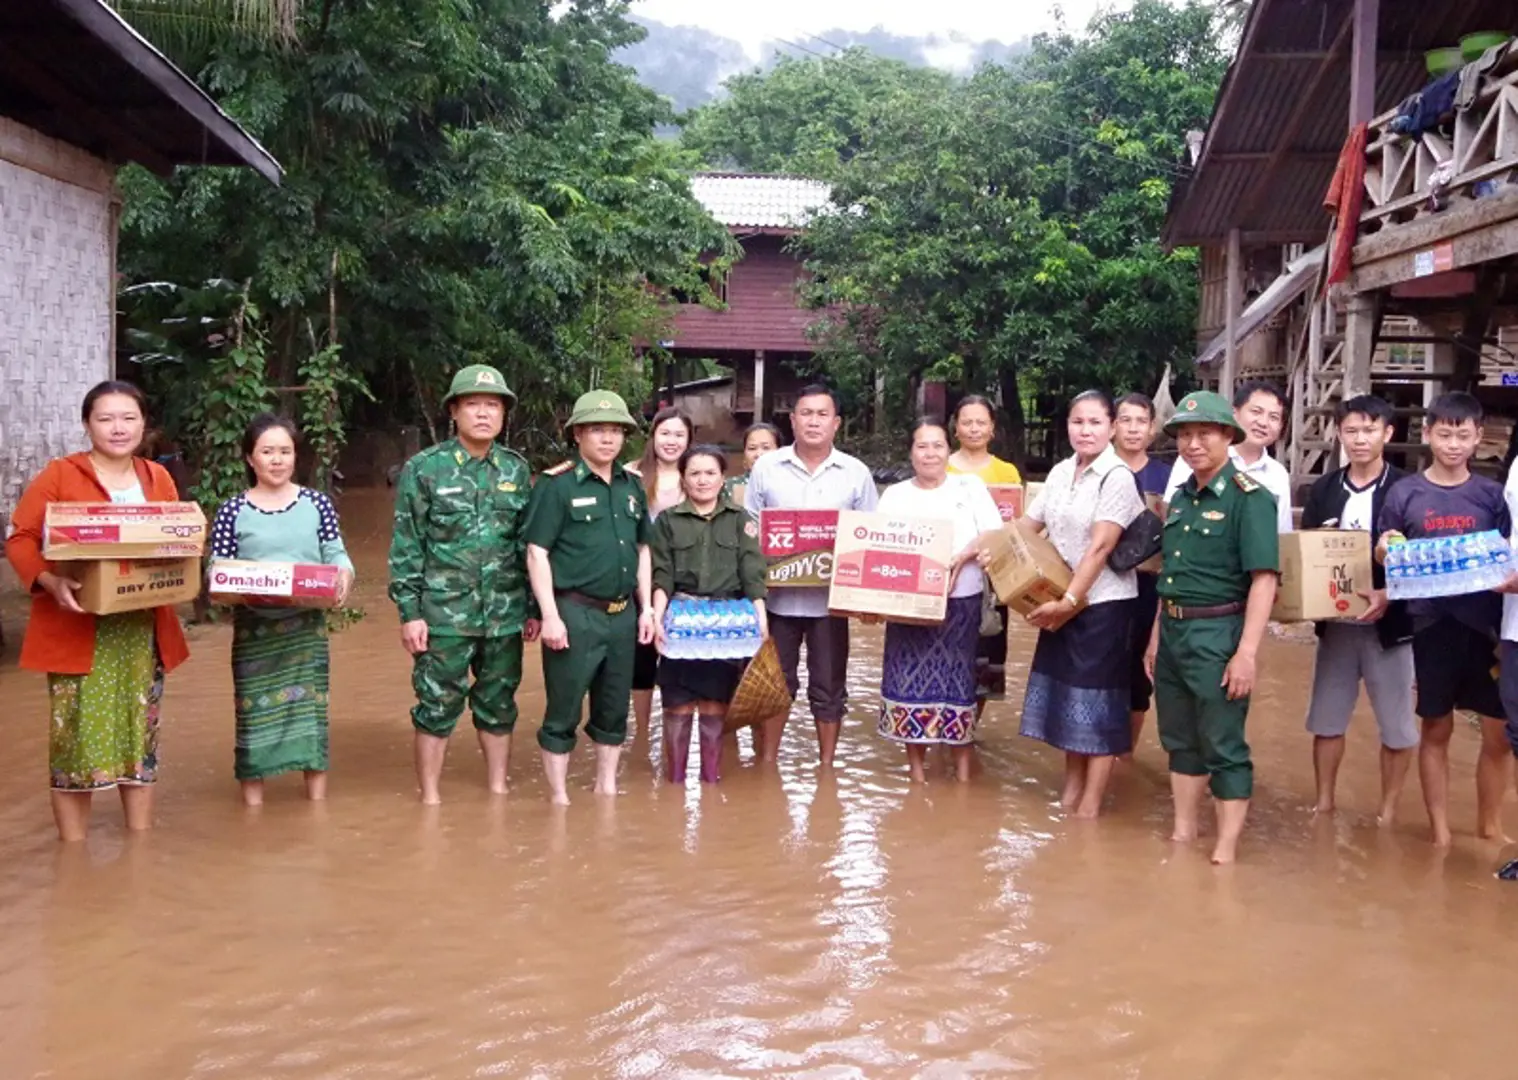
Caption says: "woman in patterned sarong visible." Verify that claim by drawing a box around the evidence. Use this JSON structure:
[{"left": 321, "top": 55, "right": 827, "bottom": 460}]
[
  {"left": 1018, "top": 391, "right": 1146, "bottom": 817},
  {"left": 5, "top": 381, "right": 192, "bottom": 841},
  {"left": 874, "top": 419, "right": 1006, "bottom": 782},
  {"left": 210, "top": 414, "right": 354, "bottom": 805}
]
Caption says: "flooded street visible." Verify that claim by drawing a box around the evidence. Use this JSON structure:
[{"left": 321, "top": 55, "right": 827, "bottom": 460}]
[{"left": 2, "top": 488, "right": 1516, "bottom": 1079}]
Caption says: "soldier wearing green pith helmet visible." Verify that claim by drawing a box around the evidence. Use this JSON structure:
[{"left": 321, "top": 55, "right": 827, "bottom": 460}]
[
  {"left": 1143, "top": 390, "right": 1279, "bottom": 864},
  {"left": 388, "top": 364, "right": 539, "bottom": 805},
  {"left": 523, "top": 390, "right": 654, "bottom": 805}
]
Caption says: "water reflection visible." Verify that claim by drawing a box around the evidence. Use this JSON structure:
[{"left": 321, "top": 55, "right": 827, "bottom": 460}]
[{"left": 0, "top": 488, "right": 1515, "bottom": 1077}]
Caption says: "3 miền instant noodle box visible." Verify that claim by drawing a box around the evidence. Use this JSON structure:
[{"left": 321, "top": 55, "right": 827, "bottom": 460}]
[
  {"left": 827, "top": 510, "right": 955, "bottom": 624},
  {"left": 44, "top": 502, "right": 206, "bottom": 560},
  {"left": 761, "top": 509, "right": 839, "bottom": 587},
  {"left": 208, "top": 560, "right": 344, "bottom": 608},
  {"left": 982, "top": 518, "right": 1073, "bottom": 617},
  {"left": 67, "top": 558, "right": 201, "bottom": 615},
  {"left": 1271, "top": 529, "right": 1371, "bottom": 622}
]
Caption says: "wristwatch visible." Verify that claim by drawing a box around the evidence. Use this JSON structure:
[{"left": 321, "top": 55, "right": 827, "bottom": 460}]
[{"left": 1062, "top": 591, "right": 1083, "bottom": 610}]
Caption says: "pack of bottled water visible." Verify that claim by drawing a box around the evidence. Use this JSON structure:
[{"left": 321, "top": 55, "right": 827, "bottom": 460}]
[
  {"left": 1384, "top": 530, "right": 1514, "bottom": 600},
  {"left": 661, "top": 596, "right": 763, "bottom": 660}
]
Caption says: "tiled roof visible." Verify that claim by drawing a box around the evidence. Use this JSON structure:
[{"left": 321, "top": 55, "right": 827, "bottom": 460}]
[{"left": 689, "top": 173, "right": 831, "bottom": 230}]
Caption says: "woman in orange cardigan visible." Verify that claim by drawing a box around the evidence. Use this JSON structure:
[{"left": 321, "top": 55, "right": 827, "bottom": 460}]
[{"left": 5, "top": 381, "right": 190, "bottom": 841}]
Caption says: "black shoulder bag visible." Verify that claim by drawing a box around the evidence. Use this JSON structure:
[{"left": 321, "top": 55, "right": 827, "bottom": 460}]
[{"left": 1106, "top": 468, "right": 1164, "bottom": 573}]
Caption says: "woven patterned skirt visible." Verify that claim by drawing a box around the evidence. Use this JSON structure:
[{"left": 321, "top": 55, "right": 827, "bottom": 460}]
[
  {"left": 47, "top": 611, "right": 162, "bottom": 791},
  {"left": 1020, "top": 598, "right": 1136, "bottom": 756},
  {"left": 232, "top": 609, "right": 330, "bottom": 780},
  {"left": 877, "top": 594, "right": 982, "bottom": 746}
]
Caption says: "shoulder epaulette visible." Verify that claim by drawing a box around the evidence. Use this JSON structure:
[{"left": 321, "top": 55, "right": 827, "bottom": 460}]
[
  {"left": 1233, "top": 472, "right": 1261, "bottom": 493},
  {"left": 542, "top": 460, "right": 574, "bottom": 477}
]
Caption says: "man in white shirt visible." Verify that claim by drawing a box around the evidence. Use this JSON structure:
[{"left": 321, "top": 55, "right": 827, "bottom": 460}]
[
  {"left": 1495, "top": 457, "right": 1518, "bottom": 872},
  {"left": 1163, "top": 380, "right": 1294, "bottom": 534},
  {"left": 746, "top": 385, "right": 878, "bottom": 766}
]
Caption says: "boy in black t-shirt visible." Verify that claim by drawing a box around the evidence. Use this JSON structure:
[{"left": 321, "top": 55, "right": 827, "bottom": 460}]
[{"left": 1377, "top": 392, "right": 1513, "bottom": 846}]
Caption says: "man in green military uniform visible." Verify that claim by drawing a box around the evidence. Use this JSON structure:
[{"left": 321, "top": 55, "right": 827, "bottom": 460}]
[
  {"left": 523, "top": 390, "right": 655, "bottom": 805},
  {"left": 389, "top": 364, "right": 539, "bottom": 805},
  {"left": 1144, "top": 390, "right": 1279, "bottom": 864}
]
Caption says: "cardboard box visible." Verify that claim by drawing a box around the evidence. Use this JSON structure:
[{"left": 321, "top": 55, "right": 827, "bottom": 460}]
[
  {"left": 67, "top": 558, "right": 201, "bottom": 615},
  {"left": 986, "top": 483, "right": 1025, "bottom": 523},
  {"left": 1272, "top": 529, "right": 1372, "bottom": 622},
  {"left": 828, "top": 510, "right": 954, "bottom": 623},
  {"left": 982, "top": 519, "right": 1073, "bottom": 616},
  {"left": 208, "top": 560, "right": 344, "bottom": 608},
  {"left": 1025, "top": 481, "right": 1045, "bottom": 510},
  {"left": 44, "top": 501, "right": 207, "bottom": 560},
  {"left": 760, "top": 508, "right": 839, "bottom": 587}
]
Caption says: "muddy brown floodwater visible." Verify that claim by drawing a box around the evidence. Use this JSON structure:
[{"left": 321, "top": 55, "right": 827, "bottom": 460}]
[{"left": 2, "top": 488, "right": 1517, "bottom": 1078}]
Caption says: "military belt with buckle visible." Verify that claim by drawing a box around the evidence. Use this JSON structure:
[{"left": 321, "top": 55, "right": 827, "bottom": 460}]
[
  {"left": 1163, "top": 600, "right": 1246, "bottom": 620},
  {"left": 560, "top": 590, "right": 631, "bottom": 615}
]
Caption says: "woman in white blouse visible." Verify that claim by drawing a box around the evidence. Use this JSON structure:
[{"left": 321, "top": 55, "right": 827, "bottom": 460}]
[
  {"left": 1019, "top": 390, "right": 1145, "bottom": 816},
  {"left": 874, "top": 418, "right": 1006, "bottom": 781}
]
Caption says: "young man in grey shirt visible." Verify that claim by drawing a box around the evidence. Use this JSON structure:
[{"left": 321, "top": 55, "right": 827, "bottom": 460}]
[{"left": 746, "top": 385, "right": 878, "bottom": 766}]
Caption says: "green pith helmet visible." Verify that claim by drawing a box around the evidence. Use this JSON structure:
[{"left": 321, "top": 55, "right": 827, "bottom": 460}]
[
  {"left": 443, "top": 364, "right": 516, "bottom": 408},
  {"left": 1163, "top": 390, "right": 1245, "bottom": 444},
  {"left": 566, "top": 390, "right": 638, "bottom": 432}
]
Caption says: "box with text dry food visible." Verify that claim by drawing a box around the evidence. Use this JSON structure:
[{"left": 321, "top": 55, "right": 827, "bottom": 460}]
[
  {"left": 760, "top": 508, "right": 839, "bottom": 588},
  {"left": 986, "top": 483, "right": 1025, "bottom": 523},
  {"left": 44, "top": 502, "right": 206, "bottom": 560},
  {"left": 1272, "top": 530, "right": 1371, "bottom": 622},
  {"left": 827, "top": 510, "right": 954, "bottom": 624},
  {"left": 68, "top": 558, "right": 201, "bottom": 615},
  {"left": 982, "top": 519, "right": 1073, "bottom": 617},
  {"left": 208, "top": 560, "right": 344, "bottom": 608}
]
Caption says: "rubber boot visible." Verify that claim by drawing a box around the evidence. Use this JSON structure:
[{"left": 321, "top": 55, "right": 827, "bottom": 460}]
[
  {"left": 663, "top": 712, "right": 693, "bottom": 784},
  {"left": 698, "top": 714, "right": 724, "bottom": 784}
]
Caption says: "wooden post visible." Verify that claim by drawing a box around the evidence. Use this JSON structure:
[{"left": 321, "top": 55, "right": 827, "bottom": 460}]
[
  {"left": 753, "top": 349, "right": 766, "bottom": 423},
  {"left": 1427, "top": 340, "right": 1457, "bottom": 407},
  {"left": 1349, "top": 0, "right": 1379, "bottom": 126},
  {"left": 1343, "top": 293, "right": 1377, "bottom": 398},
  {"left": 1221, "top": 228, "right": 1243, "bottom": 399}
]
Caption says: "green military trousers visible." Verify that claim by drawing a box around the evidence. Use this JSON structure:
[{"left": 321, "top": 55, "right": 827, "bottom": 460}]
[
  {"left": 410, "top": 633, "right": 523, "bottom": 737},
  {"left": 537, "top": 601, "right": 637, "bottom": 754},
  {"left": 1153, "top": 613, "right": 1253, "bottom": 800}
]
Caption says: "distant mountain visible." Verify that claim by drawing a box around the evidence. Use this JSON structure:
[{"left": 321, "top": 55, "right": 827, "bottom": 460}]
[
  {"left": 618, "top": 18, "right": 750, "bottom": 115},
  {"left": 618, "top": 18, "right": 1033, "bottom": 117}
]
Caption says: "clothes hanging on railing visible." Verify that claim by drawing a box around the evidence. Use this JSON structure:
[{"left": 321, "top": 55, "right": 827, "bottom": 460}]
[
  {"left": 1456, "top": 39, "right": 1513, "bottom": 112},
  {"left": 1389, "top": 71, "right": 1459, "bottom": 136},
  {"left": 1323, "top": 122, "right": 1368, "bottom": 286}
]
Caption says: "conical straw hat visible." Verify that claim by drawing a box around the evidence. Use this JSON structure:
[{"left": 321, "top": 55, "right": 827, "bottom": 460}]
[{"left": 725, "top": 637, "right": 791, "bottom": 733}]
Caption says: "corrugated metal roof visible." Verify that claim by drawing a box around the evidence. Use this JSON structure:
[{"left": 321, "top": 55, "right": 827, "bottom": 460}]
[
  {"left": 0, "top": 0, "right": 281, "bottom": 183},
  {"left": 1164, "top": 0, "right": 1514, "bottom": 247},
  {"left": 690, "top": 173, "right": 831, "bottom": 230}
]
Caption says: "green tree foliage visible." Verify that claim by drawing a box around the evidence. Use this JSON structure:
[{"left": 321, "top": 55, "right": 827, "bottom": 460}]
[
  {"left": 681, "top": 0, "right": 1226, "bottom": 462},
  {"left": 117, "top": 0, "right": 732, "bottom": 466},
  {"left": 680, "top": 50, "right": 955, "bottom": 178}
]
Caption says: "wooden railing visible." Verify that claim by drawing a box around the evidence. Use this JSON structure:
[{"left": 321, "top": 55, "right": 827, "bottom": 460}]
[{"left": 1360, "top": 59, "right": 1518, "bottom": 234}]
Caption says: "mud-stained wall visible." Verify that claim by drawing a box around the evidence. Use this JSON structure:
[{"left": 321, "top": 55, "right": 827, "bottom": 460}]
[{"left": 0, "top": 117, "right": 116, "bottom": 532}]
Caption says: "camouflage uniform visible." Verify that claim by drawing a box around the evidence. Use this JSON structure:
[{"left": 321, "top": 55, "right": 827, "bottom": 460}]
[{"left": 389, "top": 428, "right": 534, "bottom": 737}]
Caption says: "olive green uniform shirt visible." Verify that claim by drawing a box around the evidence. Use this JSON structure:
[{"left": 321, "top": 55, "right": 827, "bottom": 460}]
[
  {"left": 522, "top": 456, "right": 648, "bottom": 600},
  {"left": 1157, "top": 460, "right": 1280, "bottom": 605},
  {"left": 650, "top": 497, "right": 768, "bottom": 601},
  {"left": 387, "top": 438, "right": 534, "bottom": 636}
]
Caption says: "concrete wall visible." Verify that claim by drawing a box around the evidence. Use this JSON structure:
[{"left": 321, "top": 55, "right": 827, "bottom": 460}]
[{"left": 0, "top": 117, "right": 116, "bottom": 529}]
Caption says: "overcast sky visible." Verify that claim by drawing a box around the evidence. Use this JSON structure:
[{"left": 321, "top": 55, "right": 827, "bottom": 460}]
[{"left": 631, "top": 0, "right": 1121, "bottom": 56}]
